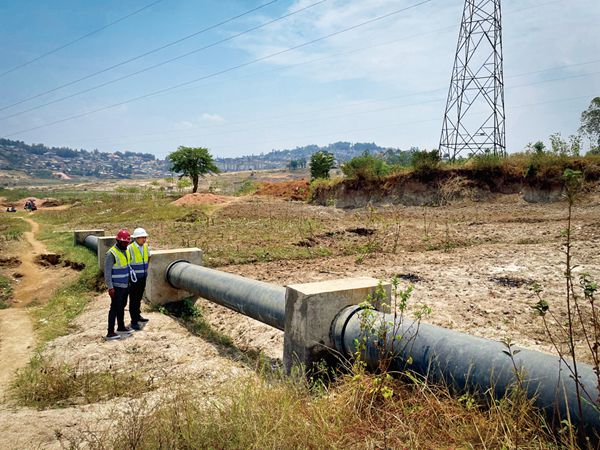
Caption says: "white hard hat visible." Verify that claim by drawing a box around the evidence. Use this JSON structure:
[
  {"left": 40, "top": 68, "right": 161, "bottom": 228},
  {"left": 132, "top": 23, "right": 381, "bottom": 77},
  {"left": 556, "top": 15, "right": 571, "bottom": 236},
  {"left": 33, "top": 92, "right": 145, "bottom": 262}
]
[{"left": 131, "top": 227, "right": 149, "bottom": 238}]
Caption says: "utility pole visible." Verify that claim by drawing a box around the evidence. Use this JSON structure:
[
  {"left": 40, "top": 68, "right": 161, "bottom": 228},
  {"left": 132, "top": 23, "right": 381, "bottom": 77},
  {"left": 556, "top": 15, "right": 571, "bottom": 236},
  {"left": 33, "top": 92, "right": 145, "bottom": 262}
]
[{"left": 439, "top": 0, "right": 506, "bottom": 160}]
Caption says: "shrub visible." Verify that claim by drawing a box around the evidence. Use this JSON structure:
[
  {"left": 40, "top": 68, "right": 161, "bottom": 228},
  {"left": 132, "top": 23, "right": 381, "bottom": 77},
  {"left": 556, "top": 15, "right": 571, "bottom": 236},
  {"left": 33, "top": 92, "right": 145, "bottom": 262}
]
[
  {"left": 235, "top": 179, "right": 257, "bottom": 196},
  {"left": 411, "top": 150, "right": 441, "bottom": 174},
  {"left": 341, "top": 153, "right": 391, "bottom": 180},
  {"left": 467, "top": 153, "right": 503, "bottom": 171}
]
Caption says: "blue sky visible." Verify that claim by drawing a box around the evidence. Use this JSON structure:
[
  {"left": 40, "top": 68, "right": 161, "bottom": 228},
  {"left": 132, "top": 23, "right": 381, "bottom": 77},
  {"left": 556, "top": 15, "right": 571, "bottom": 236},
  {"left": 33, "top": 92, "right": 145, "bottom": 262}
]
[{"left": 0, "top": 0, "right": 598, "bottom": 159}]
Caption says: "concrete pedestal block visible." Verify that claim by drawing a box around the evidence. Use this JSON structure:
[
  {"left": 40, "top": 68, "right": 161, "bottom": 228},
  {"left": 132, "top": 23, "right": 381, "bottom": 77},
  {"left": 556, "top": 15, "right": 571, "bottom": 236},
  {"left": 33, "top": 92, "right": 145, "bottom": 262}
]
[
  {"left": 74, "top": 229, "right": 104, "bottom": 246},
  {"left": 144, "top": 248, "right": 203, "bottom": 306},
  {"left": 97, "top": 237, "right": 116, "bottom": 272},
  {"left": 283, "top": 277, "right": 390, "bottom": 375}
]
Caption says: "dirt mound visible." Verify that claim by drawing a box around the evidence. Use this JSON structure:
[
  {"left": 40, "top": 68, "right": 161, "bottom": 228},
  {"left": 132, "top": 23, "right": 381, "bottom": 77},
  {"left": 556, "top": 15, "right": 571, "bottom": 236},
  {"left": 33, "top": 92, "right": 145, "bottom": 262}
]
[
  {"left": 254, "top": 180, "right": 310, "bottom": 201},
  {"left": 172, "top": 193, "right": 234, "bottom": 206},
  {"left": 40, "top": 198, "right": 63, "bottom": 207},
  {"left": 36, "top": 253, "right": 62, "bottom": 266}
]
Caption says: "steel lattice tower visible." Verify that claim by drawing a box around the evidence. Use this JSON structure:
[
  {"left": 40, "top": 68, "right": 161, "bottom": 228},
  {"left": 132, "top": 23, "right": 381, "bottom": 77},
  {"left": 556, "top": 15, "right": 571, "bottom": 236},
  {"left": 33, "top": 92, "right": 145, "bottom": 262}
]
[{"left": 439, "top": 0, "right": 506, "bottom": 160}]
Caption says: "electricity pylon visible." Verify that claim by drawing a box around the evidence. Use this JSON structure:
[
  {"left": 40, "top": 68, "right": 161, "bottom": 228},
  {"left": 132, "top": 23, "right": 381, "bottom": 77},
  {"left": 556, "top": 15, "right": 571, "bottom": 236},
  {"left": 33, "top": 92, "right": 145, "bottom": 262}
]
[{"left": 439, "top": 0, "right": 506, "bottom": 160}]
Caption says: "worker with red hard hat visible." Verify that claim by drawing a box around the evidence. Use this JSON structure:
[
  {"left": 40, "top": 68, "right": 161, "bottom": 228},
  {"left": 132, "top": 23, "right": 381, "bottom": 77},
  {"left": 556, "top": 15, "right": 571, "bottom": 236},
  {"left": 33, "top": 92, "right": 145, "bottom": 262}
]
[{"left": 104, "top": 229, "right": 134, "bottom": 340}]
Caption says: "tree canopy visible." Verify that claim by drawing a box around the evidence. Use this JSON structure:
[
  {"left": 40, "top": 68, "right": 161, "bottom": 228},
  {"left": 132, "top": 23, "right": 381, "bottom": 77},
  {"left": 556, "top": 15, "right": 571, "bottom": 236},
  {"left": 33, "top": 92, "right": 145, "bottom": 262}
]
[
  {"left": 309, "top": 151, "right": 335, "bottom": 180},
  {"left": 167, "top": 146, "right": 219, "bottom": 193},
  {"left": 580, "top": 97, "right": 600, "bottom": 149}
]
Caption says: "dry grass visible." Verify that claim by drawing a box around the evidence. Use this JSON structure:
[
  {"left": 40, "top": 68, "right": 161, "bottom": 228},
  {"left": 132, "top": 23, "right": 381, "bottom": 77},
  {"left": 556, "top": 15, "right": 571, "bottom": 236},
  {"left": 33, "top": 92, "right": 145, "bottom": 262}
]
[
  {"left": 11, "top": 354, "right": 155, "bottom": 409},
  {"left": 61, "top": 373, "right": 567, "bottom": 450}
]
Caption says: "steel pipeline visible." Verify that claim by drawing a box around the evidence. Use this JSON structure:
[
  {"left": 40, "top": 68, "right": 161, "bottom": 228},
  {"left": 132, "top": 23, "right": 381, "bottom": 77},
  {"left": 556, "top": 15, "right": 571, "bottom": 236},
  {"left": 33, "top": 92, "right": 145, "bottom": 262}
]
[
  {"left": 332, "top": 305, "right": 600, "bottom": 435},
  {"left": 166, "top": 260, "right": 286, "bottom": 330},
  {"left": 83, "top": 234, "right": 99, "bottom": 253}
]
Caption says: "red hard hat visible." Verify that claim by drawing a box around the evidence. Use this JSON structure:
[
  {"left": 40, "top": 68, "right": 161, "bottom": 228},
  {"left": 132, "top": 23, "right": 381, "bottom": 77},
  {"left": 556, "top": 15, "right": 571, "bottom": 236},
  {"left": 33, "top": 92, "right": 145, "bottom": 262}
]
[{"left": 116, "top": 229, "right": 131, "bottom": 242}]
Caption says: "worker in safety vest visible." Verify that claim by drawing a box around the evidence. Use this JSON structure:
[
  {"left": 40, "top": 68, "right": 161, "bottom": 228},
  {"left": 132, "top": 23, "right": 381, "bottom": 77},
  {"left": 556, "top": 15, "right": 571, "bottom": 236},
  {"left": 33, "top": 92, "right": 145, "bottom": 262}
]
[
  {"left": 127, "top": 227, "right": 150, "bottom": 330},
  {"left": 104, "top": 229, "right": 134, "bottom": 340}
]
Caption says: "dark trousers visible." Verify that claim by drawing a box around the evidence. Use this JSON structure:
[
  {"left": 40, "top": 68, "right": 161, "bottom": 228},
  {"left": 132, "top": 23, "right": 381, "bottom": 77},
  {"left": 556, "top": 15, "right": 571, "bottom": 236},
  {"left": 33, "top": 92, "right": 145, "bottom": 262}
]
[
  {"left": 129, "top": 277, "right": 146, "bottom": 324},
  {"left": 108, "top": 286, "right": 129, "bottom": 333}
]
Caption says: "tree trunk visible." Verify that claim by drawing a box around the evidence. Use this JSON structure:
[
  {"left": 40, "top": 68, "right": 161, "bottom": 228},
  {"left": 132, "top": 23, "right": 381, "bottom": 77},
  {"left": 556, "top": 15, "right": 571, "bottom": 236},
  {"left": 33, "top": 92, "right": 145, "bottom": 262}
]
[{"left": 192, "top": 175, "right": 199, "bottom": 193}]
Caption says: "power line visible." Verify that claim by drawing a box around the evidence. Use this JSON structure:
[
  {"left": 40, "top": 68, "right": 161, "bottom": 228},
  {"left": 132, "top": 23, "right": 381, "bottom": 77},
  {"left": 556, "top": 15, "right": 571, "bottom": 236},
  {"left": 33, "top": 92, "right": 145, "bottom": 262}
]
[
  {"left": 1, "top": 0, "right": 432, "bottom": 138},
  {"left": 0, "top": 0, "right": 566, "bottom": 121},
  {"left": 0, "top": 0, "right": 281, "bottom": 112},
  {"left": 0, "top": 0, "right": 326, "bottom": 120},
  {"left": 69, "top": 56, "right": 600, "bottom": 147},
  {"left": 75, "top": 69, "right": 599, "bottom": 149},
  {"left": 83, "top": 0, "right": 565, "bottom": 103},
  {"left": 0, "top": 0, "right": 165, "bottom": 79}
]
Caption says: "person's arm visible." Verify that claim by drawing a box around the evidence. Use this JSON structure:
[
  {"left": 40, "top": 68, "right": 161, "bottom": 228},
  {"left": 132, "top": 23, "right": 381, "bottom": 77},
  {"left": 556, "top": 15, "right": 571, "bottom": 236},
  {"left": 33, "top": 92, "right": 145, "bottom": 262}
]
[{"left": 105, "top": 252, "right": 114, "bottom": 290}]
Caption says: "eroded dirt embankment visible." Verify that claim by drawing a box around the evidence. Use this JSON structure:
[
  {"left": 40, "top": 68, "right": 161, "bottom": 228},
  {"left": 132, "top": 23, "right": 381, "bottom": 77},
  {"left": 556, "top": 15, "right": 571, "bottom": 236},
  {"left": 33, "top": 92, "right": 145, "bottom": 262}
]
[{"left": 312, "top": 166, "right": 600, "bottom": 208}]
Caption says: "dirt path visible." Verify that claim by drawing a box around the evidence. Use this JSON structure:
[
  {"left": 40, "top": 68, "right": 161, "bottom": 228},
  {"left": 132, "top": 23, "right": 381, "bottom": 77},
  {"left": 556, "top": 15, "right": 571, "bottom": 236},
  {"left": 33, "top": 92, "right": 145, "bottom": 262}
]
[
  {"left": 0, "top": 309, "right": 34, "bottom": 396},
  {"left": 0, "top": 217, "right": 70, "bottom": 395}
]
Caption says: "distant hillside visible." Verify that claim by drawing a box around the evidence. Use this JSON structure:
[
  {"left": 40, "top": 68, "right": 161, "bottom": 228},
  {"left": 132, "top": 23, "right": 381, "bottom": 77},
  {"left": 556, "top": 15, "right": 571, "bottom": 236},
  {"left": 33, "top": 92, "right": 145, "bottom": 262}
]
[
  {"left": 215, "top": 142, "right": 418, "bottom": 171},
  {"left": 0, "top": 138, "right": 417, "bottom": 178},
  {"left": 0, "top": 139, "right": 169, "bottom": 179}
]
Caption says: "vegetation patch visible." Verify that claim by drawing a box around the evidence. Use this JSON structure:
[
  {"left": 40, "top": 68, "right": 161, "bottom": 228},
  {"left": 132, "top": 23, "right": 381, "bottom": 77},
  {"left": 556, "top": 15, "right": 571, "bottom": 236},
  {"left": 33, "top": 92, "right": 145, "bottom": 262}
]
[
  {"left": 0, "top": 274, "right": 13, "bottom": 309},
  {"left": 63, "top": 373, "right": 562, "bottom": 449},
  {"left": 155, "top": 298, "right": 234, "bottom": 348},
  {"left": 0, "top": 214, "right": 27, "bottom": 245},
  {"left": 11, "top": 354, "right": 154, "bottom": 409}
]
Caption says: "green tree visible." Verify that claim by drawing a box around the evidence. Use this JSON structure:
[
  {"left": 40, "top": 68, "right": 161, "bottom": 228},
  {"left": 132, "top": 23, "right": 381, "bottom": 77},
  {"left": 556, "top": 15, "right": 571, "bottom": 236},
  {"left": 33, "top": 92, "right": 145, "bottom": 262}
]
[
  {"left": 525, "top": 141, "right": 546, "bottom": 154},
  {"left": 167, "top": 146, "right": 219, "bottom": 193},
  {"left": 288, "top": 159, "right": 299, "bottom": 171},
  {"left": 580, "top": 97, "right": 600, "bottom": 148},
  {"left": 549, "top": 133, "right": 581, "bottom": 157},
  {"left": 309, "top": 151, "right": 334, "bottom": 180}
]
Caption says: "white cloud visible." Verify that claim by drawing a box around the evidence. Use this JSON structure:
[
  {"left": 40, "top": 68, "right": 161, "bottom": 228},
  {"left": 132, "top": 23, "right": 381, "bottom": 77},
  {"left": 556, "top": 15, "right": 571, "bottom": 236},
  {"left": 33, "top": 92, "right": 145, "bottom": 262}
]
[
  {"left": 229, "top": 0, "right": 459, "bottom": 87},
  {"left": 200, "top": 112, "right": 225, "bottom": 123}
]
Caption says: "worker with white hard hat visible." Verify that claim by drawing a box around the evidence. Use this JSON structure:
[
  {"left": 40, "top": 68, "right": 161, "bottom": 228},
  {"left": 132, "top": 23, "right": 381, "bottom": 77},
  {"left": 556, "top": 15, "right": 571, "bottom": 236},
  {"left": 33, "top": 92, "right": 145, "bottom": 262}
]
[{"left": 127, "top": 227, "right": 151, "bottom": 330}]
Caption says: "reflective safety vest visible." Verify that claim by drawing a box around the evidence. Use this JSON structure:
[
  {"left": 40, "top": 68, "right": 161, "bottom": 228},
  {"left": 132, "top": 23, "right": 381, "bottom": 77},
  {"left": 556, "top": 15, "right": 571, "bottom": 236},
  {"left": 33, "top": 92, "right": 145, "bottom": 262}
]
[
  {"left": 108, "top": 245, "right": 131, "bottom": 288},
  {"left": 128, "top": 242, "right": 149, "bottom": 279}
]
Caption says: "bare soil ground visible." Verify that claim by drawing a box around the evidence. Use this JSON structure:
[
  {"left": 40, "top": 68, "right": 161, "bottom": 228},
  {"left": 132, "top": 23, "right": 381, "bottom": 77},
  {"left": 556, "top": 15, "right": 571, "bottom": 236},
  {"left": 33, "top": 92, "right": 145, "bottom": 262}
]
[
  {"left": 196, "top": 193, "right": 600, "bottom": 362},
  {"left": 172, "top": 192, "right": 237, "bottom": 206}
]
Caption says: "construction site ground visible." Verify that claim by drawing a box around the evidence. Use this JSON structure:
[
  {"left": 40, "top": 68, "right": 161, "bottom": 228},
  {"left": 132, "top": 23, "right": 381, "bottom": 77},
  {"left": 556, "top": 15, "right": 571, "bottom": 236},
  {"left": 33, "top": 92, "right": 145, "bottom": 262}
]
[{"left": 0, "top": 187, "right": 599, "bottom": 448}]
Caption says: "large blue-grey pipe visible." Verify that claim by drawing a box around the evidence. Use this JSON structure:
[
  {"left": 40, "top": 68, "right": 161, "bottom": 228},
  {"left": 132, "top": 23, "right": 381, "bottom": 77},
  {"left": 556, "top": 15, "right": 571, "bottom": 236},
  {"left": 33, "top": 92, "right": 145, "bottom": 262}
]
[
  {"left": 83, "top": 234, "right": 99, "bottom": 253},
  {"left": 166, "top": 261, "right": 286, "bottom": 331},
  {"left": 332, "top": 305, "right": 600, "bottom": 436}
]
